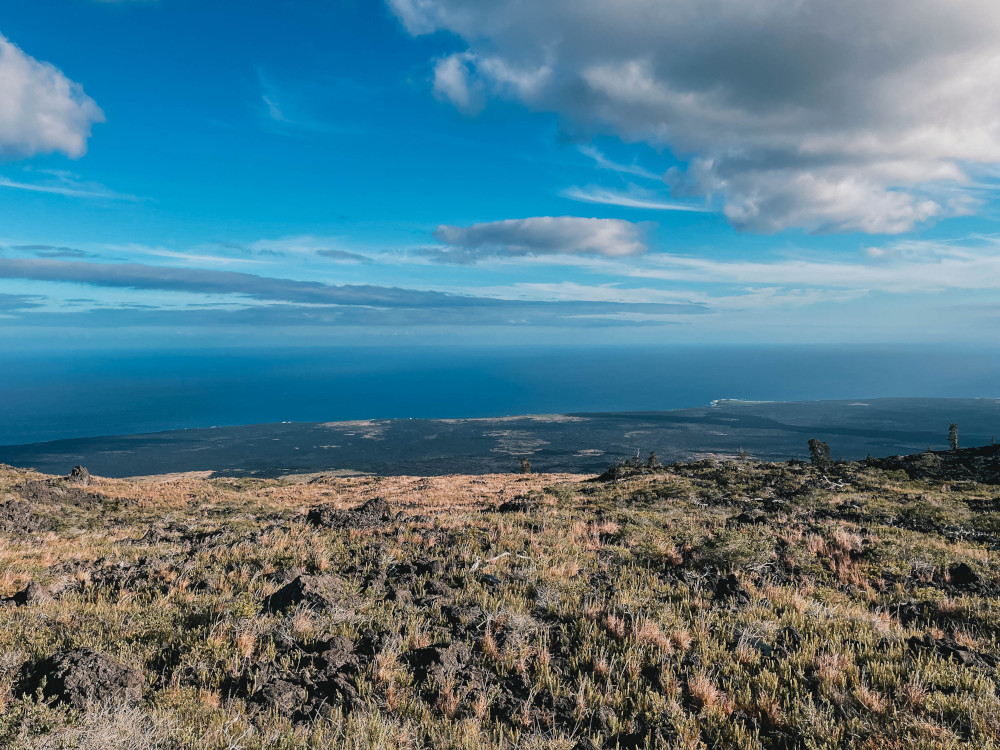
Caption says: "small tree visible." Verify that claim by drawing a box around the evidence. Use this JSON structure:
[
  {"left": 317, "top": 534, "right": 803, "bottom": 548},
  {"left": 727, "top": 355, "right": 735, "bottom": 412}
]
[
  {"left": 647, "top": 450, "right": 659, "bottom": 469},
  {"left": 737, "top": 446, "right": 749, "bottom": 461},
  {"left": 808, "top": 438, "right": 832, "bottom": 469},
  {"left": 519, "top": 457, "right": 532, "bottom": 474},
  {"left": 948, "top": 423, "right": 959, "bottom": 451}
]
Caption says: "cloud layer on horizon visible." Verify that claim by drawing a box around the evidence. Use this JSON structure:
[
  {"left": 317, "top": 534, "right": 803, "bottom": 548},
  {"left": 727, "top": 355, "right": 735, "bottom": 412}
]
[
  {"left": 391, "top": 0, "right": 1000, "bottom": 234},
  {"left": 0, "top": 257, "right": 705, "bottom": 327}
]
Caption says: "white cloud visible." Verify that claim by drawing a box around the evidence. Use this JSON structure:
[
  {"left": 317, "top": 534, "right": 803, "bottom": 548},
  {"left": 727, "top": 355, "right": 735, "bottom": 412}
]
[
  {"left": 430, "top": 216, "right": 650, "bottom": 262},
  {"left": 0, "top": 34, "right": 104, "bottom": 159},
  {"left": 433, "top": 53, "right": 483, "bottom": 114},
  {"left": 433, "top": 51, "right": 552, "bottom": 115},
  {"left": 391, "top": 0, "right": 1000, "bottom": 234}
]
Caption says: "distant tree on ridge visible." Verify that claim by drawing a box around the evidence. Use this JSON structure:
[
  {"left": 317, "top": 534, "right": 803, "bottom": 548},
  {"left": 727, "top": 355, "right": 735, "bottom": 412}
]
[{"left": 808, "top": 439, "right": 832, "bottom": 469}]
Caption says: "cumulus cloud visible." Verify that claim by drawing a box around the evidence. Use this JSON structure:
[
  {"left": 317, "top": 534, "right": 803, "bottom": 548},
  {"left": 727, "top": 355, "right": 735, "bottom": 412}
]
[
  {"left": 430, "top": 216, "right": 650, "bottom": 262},
  {"left": 390, "top": 0, "right": 1000, "bottom": 233},
  {"left": 0, "top": 34, "right": 104, "bottom": 159}
]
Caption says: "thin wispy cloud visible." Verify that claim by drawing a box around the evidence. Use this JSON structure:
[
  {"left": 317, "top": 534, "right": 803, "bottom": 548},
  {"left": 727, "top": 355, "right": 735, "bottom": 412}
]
[
  {"left": 470, "top": 280, "right": 865, "bottom": 311},
  {"left": 562, "top": 186, "right": 709, "bottom": 212},
  {"left": 262, "top": 94, "right": 285, "bottom": 123},
  {"left": 316, "top": 248, "right": 373, "bottom": 264},
  {"left": 135, "top": 248, "right": 273, "bottom": 265},
  {"left": 577, "top": 145, "right": 659, "bottom": 181},
  {"left": 258, "top": 70, "right": 314, "bottom": 130},
  {"left": 249, "top": 236, "right": 361, "bottom": 258},
  {"left": 628, "top": 241, "right": 1000, "bottom": 293},
  {"left": 255, "top": 70, "right": 362, "bottom": 137},
  {"left": 0, "top": 175, "right": 138, "bottom": 201}
]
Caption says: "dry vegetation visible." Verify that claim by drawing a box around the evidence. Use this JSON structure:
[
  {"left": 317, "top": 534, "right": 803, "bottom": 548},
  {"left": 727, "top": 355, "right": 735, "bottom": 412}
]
[{"left": 0, "top": 454, "right": 998, "bottom": 749}]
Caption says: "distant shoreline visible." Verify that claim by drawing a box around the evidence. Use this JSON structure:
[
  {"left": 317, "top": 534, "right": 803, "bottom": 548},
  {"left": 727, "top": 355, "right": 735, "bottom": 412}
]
[
  {"left": 4, "top": 346, "right": 998, "bottom": 447},
  {"left": 2, "top": 397, "right": 998, "bottom": 479}
]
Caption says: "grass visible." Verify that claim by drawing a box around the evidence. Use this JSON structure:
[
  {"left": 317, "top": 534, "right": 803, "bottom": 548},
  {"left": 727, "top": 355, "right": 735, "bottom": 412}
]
[{"left": 0, "top": 456, "right": 997, "bottom": 749}]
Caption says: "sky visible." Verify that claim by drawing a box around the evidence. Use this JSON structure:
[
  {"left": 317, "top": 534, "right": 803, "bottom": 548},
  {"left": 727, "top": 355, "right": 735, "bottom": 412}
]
[{"left": 2, "top": 0, "right": 1000, "bottom": 350}]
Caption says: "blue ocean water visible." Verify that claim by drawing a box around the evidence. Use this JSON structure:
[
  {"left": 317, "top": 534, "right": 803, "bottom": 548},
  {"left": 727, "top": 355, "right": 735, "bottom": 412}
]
[{"left": 1, "top": 345, "right": 999, "bottom": 445}]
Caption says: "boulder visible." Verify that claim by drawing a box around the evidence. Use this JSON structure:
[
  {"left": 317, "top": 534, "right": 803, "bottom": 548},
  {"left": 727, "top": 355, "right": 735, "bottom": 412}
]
[{"left": 67, "top": 466, "right": 91, "bottom": 486}]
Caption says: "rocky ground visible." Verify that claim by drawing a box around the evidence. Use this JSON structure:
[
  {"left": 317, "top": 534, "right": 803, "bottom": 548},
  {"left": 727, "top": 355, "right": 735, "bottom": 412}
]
[{"left": 0, "top": 449, "right": 998, "bottom": 749}]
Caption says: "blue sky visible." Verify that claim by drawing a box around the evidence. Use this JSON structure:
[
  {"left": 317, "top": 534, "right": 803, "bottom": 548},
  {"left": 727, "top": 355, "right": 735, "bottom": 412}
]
[{"left": 2, "top": 0, "right": 1000, "bottom": 349}]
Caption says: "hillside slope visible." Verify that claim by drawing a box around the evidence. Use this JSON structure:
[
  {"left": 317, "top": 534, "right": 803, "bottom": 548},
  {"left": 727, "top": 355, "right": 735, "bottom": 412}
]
[{"left": 0, "top": 453, "right": 998, "bottom": 749}]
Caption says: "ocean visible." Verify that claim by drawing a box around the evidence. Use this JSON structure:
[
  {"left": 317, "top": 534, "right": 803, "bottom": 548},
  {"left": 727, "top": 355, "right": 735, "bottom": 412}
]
[{"left": 2, "top": 344, "right": 999, "bottom": 445}]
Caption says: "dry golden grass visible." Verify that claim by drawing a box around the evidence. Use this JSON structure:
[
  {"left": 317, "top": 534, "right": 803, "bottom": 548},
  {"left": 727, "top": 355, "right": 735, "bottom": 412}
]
[{"left": 0, "top": 457, "right": 997, "bottom": 750}]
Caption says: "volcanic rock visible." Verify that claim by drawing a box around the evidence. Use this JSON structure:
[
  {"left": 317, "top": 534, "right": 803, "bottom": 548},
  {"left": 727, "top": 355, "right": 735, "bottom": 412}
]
[{"left": 18, "top": 648, "right": 144, "bottom": 710}]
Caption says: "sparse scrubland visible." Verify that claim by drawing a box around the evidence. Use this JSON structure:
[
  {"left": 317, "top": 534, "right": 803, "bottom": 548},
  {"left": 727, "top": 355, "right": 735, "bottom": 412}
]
[{"left": 0, "top": 448, "right": 999, "bottom": 749}]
